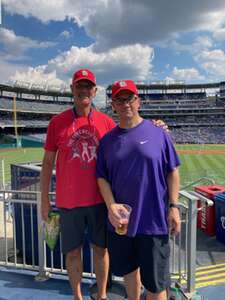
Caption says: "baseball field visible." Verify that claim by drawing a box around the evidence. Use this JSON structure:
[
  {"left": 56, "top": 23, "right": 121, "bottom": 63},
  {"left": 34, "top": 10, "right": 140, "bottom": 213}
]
[{"left": 0, "top": 144, "right": 225, "bottom": 188}]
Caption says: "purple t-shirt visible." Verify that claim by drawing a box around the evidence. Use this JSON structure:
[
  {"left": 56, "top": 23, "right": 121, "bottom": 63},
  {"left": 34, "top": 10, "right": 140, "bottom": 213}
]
[{"left": 96, "top": 119, "right": 180, "bottom": 237}]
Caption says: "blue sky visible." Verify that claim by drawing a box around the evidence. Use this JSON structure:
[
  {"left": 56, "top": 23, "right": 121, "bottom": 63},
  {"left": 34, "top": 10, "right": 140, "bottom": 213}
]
[{"left": 1, "top": 1, "right": 225, "bottom": 105}]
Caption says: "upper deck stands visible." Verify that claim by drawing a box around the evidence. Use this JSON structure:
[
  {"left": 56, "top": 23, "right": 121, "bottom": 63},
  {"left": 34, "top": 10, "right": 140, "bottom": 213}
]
[
  {"left": 0, "top": 97, "right": 72, "bottom": 113},
  {"left": 0, "top": 82, "right": 225, "bottom": 144}
]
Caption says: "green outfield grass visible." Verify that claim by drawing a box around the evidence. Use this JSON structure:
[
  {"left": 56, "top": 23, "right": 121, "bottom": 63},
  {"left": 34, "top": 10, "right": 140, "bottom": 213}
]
[
  {"left": 0, "top": 144, "right": 225, "bottom": 188},
  {"left": 179, "top": 155, "right": 225, "bottom": 188},
  {"left": 175, "top": 144, "right": 225, "bottom": 187},
  {"left": 0, "top": 148, "right": 44, "bottom": 185}
]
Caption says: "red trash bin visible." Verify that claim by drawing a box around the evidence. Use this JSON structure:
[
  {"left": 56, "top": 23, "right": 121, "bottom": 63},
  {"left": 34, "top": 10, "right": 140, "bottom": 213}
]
[{"left": 194, "top": 185, "right": 225, "bottom": 236}]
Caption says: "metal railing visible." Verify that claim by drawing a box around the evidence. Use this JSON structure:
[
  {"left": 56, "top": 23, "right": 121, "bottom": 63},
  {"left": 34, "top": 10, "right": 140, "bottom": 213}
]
[
  {"left": 0, "top": 188, "right": 214, "bottom": 299},
  {"left": 0, "top": 190, "right": 95, "bottom": 280}
]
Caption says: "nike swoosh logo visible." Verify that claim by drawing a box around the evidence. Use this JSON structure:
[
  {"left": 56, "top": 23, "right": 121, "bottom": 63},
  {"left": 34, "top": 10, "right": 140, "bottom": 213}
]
[{"left": 140, "top": 140, "right": 148, "bottom": 144}]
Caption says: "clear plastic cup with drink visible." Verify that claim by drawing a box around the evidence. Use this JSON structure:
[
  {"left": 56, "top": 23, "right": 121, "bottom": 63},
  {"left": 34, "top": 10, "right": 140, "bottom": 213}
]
[{"left": 115, "top": 204, "right": 132, "bottom": 235}]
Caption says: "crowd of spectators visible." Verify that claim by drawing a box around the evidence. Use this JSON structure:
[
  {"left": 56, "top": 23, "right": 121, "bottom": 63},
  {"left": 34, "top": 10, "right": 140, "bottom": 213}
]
[
  {"left": 138, "top": 95, "right": 225, "bottom": 143},
  {"left": 171, "top": 127, "right": 225, "bottom": 144}
]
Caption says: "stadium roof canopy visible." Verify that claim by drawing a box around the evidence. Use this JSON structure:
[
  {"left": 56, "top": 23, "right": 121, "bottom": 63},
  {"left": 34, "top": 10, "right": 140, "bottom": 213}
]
[
  {"left": 106, "top": 81, "right": 221, "bottom": 91},
  {"left": 0, "top": 83, "right": 72, "bottom": 97}
]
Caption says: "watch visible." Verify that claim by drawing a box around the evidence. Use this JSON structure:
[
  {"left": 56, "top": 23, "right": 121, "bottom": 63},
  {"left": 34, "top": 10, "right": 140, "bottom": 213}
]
[{"left": 169, "top": 203, "right": 179, "bottom": 209}]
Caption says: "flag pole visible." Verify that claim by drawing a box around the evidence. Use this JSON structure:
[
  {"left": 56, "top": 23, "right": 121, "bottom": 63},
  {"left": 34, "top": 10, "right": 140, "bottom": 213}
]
[{"left": 13, "top": 96, "right": 20, "bottom": 147}]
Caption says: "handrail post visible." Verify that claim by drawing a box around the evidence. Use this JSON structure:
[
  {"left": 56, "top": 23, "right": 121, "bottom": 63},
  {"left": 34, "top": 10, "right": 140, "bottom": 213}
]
[
  {"left": 178, "top": 190, "right": 206, "bottom": 299},
  {"left": 186, "top": 197, "right": 197, "bottom": 294},
  {"left": 35, "top": 191, "right": 49, "bottom": 281}
]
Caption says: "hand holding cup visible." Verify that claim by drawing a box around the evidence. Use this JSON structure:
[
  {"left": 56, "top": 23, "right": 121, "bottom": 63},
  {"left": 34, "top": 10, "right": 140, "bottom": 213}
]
[{"left": 108, "top": 203, "right": 132, "bottom": 235}]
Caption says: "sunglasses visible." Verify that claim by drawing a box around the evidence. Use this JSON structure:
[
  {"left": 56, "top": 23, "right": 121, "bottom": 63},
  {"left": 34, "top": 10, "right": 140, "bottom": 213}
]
[
  {"left": 74, "top": 82, "right": 95, "bottom": 89},
  {"left": 113, "top": 94, "right": 137, "bottom": 105}
]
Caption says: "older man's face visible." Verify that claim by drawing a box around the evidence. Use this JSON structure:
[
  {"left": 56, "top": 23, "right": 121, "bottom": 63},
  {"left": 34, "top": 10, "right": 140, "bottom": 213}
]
[{"left": 71, "top": 79, "right": 97, "bottom": 106}]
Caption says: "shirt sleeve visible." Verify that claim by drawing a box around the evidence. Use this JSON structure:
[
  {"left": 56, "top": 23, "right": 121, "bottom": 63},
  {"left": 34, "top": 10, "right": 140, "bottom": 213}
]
[
  {"left": 108, "top": 117, "right": 116, "bottom": 130},
  {"left": 96, "top": 139, "right": 109, "bottom": 180},
  {"left": 163, "top": 132, "right": 181, "bottom": 173},
  {"left": 44, "top": 118, "right": 58, "bottom": 152},
  {"left": 103, "top": 114, "right": 116, "bottom": 131}
]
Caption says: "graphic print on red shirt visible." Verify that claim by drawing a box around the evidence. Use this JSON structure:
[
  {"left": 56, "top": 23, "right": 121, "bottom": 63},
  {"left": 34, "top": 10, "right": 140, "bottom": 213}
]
[
  {"left": 44, "top": 108, "right": 115, "bottom": 209},
  {"left": 68, "top": 125, "right": 99, "bottom": 165}
]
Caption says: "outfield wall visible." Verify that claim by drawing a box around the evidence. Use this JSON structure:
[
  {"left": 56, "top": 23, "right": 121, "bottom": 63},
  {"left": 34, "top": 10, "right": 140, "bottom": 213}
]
[{"left": 0, "top": 134, "right": 43, "bottom": 148}]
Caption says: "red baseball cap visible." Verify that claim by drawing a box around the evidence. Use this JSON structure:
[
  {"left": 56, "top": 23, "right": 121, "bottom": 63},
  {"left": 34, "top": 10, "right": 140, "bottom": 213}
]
[
  {"left": 72, "top": 69, "right": 96, "bottom": 85},
  {"left": 112, "top": 80, "right": 138, "bottom": 99}
]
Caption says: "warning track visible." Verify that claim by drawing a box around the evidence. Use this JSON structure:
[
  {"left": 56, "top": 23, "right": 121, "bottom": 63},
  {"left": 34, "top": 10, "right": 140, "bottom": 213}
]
[{"left": 177, "top": 149, "right": 225, "bottom": 155}]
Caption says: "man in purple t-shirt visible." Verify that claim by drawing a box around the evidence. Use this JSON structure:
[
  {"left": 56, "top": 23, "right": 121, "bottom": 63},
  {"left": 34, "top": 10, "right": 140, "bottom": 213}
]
[{"left": 96, "top": 80, "right": 181, "bottom": 300}]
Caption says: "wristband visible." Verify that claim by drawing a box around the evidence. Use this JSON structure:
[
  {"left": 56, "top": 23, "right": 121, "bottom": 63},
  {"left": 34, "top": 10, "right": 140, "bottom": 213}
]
[{"left": 169, "top": 203, "right": 179, "bottom": 209}]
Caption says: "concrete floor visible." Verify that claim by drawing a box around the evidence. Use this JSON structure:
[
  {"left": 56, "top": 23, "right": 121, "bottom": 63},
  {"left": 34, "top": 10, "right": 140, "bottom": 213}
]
[{"left": 0, "top": 267, "right": 225, "bottom": 300}]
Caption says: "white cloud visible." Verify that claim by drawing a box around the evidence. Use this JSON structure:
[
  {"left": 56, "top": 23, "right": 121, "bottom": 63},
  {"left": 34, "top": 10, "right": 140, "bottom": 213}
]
[
  {"left": 4, "top": 1, "right": 225, "bottom": 50},
  {"left": 8, "top": 43, "right": 154, "bottom": 106},
  {"left": 0, "top": 28, "right": 55, "bottom": 58},
  {"left": 11, "top": 65, "right": 64, "bottom": 86},
  {"left": 0, "top": 58, "right": 28, "bottom": 83},
  {"left": 174, "top": 38, "right": 225, "bottom": 79},
  {"left": 59, "top": 30, "right": 71, "bottom": 39},
  {"left": 195, "top": 36, "right": 213, "bottom": 50},
  {"left": 196, "top": 49, "right": 225, "bottom": 77},
  {"left": 3, "top": 0, "right": 225, "bottom": 87},
  {"left": 164, "top": 76, "right": 177, "bottom": 84},
  {"left": 3, "top": 0, "right": 70, "bottom": 23},
  {"left": 169, "top": 36, "right": 213, "bottom": 54},
  {"left": 213, "top": 27, "right": 225, "bottom": 41},
  {"left": 165, "top": 36, "right": 223, "bottom": 80},
  {"left": 46, "top": 44, "right": 154, "bottom": 85},
  {"left": 3, "top": 0, "right": 105, "bottom": 24},
  {"left": 170, "top": 67, "right": 205, "bottom": 81}
]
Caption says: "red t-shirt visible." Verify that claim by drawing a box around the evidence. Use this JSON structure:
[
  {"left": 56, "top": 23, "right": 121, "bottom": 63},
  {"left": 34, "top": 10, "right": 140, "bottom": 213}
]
[{"left": 44, "top": 108, "right": 115, "bottom": 208}]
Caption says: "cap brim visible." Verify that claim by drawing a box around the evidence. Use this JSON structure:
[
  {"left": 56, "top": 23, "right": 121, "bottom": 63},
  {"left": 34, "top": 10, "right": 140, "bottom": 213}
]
[
  {"left": 112, "top": 88, "right": 137, "bottom": 99},
  {"left": 73, "top": 77, "right": 96, "bottom": 85}
]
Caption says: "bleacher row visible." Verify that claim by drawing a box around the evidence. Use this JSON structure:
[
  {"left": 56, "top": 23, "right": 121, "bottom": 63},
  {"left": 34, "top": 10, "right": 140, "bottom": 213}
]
[
  {"left": 3, "top": 96, "right": 221, "bottom": 113},
  {"left": 1, "top": 92, "right": 225, "bottom": 144},
  {"left": 0, "top": 119, "right": 49, "bottom": 127},
  {"left": 141, "top": 97, "right": 217, "bottom": 108},
  {"left": 139, "top": 96, "right": 225, "bottom": 143},
  {"left": 143, "top": 97, "right": 224, "bottom": 143},
  {"left": 123, "top": 92, "right": 207, "bottom": 101},
  {"left": 0, "top": 97, "right": 72, "bottom": 113},
  {"left": 171, "top": 127, "right": 225, "bottom": 144}
]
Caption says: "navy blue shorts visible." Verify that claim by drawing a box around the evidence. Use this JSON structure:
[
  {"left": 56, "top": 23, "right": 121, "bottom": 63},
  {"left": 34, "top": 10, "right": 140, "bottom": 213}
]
[
  {"left": 107, "top": 232, "right": 170, "bottom": 293},
  {"left": 59, "top": 203, "right": 107, "bottom": 254}
]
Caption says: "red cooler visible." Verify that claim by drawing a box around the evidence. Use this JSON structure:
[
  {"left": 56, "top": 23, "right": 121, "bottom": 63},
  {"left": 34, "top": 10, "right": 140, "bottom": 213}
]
[{"left": 194, "top": 185, "right": 225, "bottom": 236}]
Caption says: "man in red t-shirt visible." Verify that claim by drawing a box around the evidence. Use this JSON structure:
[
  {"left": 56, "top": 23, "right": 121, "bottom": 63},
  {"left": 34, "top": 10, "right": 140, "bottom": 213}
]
[{"left": 41, "top": 69, "right": 115, "bottom": 300}]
